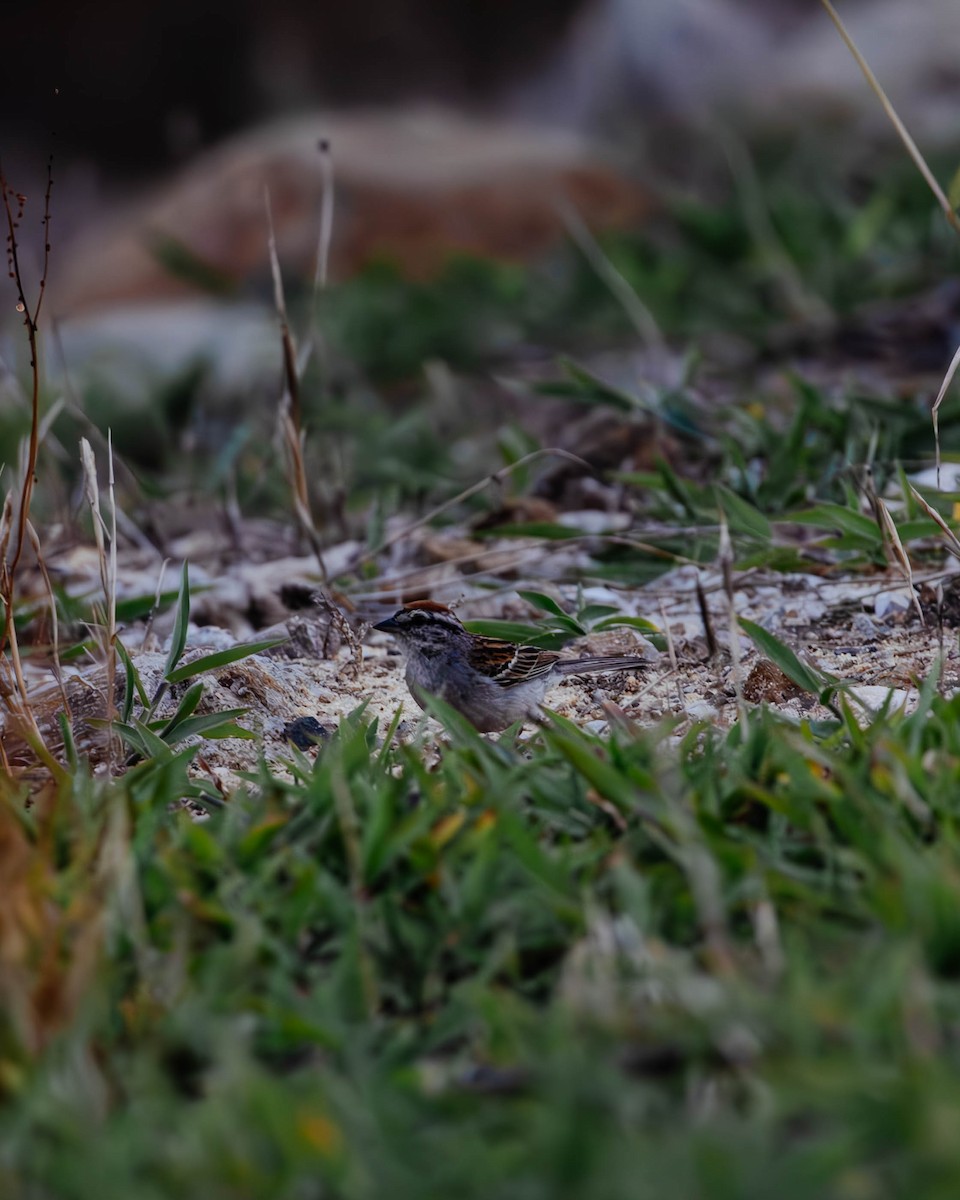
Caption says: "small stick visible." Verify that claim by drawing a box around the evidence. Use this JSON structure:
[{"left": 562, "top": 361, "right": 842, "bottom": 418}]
[
  {"left": 0, "top": 157, "right": 53, "bottom": 653},
  {"left": 659, "top": 596, "right": 683, "bottom": 713},
  {"left": 719, "top": 515, "right": 746, "bottom": 721},
  {"left": 695, "top": 573, "right": 718, "bottom": 659}
]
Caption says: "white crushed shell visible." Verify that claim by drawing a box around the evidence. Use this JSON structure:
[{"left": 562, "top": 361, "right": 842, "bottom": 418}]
[
  {"left": 845, "top": 685, "right": 916, "bottom": 716},
  {"left": 874, "top": 589, "right": 914, "bottom": 619},
  {"left": 851, "top": 612, "right": 878, "bottom": 638}
]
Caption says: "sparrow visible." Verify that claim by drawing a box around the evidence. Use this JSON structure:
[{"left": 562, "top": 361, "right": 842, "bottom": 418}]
[{"left": 374, "top": 600, "right": 647, "bottom": 732}]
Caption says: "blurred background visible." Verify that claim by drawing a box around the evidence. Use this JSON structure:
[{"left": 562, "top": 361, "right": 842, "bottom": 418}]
[
  {"left": 2, "top": 0, "right": 960, "bottom": 543},
  {"left": 4, "top": 0, "right": 959, "bottom": 172},
  {"left": 2, "top": 0, "right": 958, "bottom": 302}
]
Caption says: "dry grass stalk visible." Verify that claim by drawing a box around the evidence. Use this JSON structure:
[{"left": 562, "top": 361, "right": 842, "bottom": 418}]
[
  {"left": 0, "top": 161, "right": 60, "bottom": 777},
  {"left": 140, "top": 559, "right": 171, "bottom": 650},
  {"left": 658, "top": 596, "right": 683, "bottom": 713},
  {"left": 875, "top": 498, "right": 924, "bottom": 625},
  {"left": 265, "top": 187, "right": 304, "bottom": 431},
  {"left": 695, "top": 573, "right": 718, "bottom": 659},
  {"left": 0, "top": 788, "right": 106, "bottom": 1056},
  {"left": 79, "top": 439, "right": 118, "bottom": 700},
  {"left": 264, "top": 184, "right": 361, "bottom": 669},
  {"left": 264, "top": 185, "right": 332, "bottom": 587},
  {"left": 1, "top": 160, "right": 52, "bottom": 583},
  {"left": 909, "top": 486, "right": 960, "bottom": 560},
  {"left": 349, "top": 529, "right": 694, "bottom": 605},
  {"left": 819, "top": 1, "right": 960, "bottom": 482},
  {"left": 1, "top": 496, "right": 60, "bottom": 778},
  {"left": 557, "top": 196, "right": 663, "bottom": 351},
  {"left": 718, "top": 514, "right": 746, "bottom": 721},
  {"left": 312, "top": 138, "right": 335, "bottom": 297},
  {"left": 931, "top": 342, "right": 960, "bottom": 487},
  {"left": 355, "top": 448, "right": 593, "bottom": 571},
  {"left": 819, "top": 0, "right": 960, "bottom": 236},
  {"left": 79, "top": 437, "right": 119, "bottom": 764}
]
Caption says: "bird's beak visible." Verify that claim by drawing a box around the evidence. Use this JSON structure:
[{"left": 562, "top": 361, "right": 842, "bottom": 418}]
[{"left": 373, "top": 614, "right": 401, "bottom": 633}]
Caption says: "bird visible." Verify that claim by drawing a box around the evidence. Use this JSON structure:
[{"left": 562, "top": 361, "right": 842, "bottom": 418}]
[{"left": 373, "top": 600, "right": 648, "bottom": 732}]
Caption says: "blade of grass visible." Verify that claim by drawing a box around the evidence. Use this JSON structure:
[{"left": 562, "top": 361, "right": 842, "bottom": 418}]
[
  {"left": 739, "top": 617, "right": 834, "bottom": 701},
  {"left": 164, "top": 562, "right": 191, "bottom": 681},
  {"left": 164, "top": 636, "right": 289, "bottom": 685}
]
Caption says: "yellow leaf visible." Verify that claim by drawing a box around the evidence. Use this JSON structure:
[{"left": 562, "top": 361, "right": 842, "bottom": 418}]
[
  {"left": 298, "top": 1113, "right": 343, "bottom": 1158},
  {"left": 430, "top": 810, "right": 467, "bottom": 849},
  {"left": 475, "top": 809, "right": 498, "bottom": 834}
]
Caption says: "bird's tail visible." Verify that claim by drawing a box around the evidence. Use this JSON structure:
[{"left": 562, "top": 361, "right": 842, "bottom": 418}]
[{"left": 554, "top": 656, "right": 647, "bottom": 676}]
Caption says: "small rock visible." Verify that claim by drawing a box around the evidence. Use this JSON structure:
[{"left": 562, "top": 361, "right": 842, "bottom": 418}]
[
  {"left": 743, "top": 659, "right": 804, "bottom": 705},
  {"left": 556, "top": 510, "right": 633, "bottom": 534},
  {"left": 851, "top": 612, "right": 878, "bottom": 639},
  {"left": 282, "top": 715, "right": 333, "bottom": 750},
  {"left": 52, "top": 108, "right": 650, "bottom": 313},
  {"left": 164, "top": 622, "right": 238, "bottom": 652},
  {"left": 874, "top": 590, "right": 914, "bottom": 620},
  {"left": 846, "top": 686, "right": 914, "bottom": 716}
]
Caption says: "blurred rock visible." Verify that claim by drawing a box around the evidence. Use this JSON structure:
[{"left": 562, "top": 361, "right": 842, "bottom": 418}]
[
  {"left": 50, "top": 108, "right": 650, "bottom": 315},
  {"left": 529, "top": 0, "right": 960, "bottom": 140},
  {"left": 281, "top": 715, "right": 333, "bottom": 750}
]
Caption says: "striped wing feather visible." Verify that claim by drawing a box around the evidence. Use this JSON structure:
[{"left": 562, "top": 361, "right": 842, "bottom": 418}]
[{"left": 468, "top": 638, "right": 562, "bottom": 688}]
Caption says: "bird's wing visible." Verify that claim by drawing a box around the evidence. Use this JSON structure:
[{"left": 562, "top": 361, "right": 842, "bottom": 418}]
[{"left": 468, "top": 638, "right": 561, "bottom": 689}]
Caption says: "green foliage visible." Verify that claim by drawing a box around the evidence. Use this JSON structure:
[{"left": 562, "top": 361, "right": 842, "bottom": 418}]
[
  {"left": 319, "top": 257, "right": 530, "bottom": 382},
  {"left": 8, "top": 691, "right": 960, "bottom": 1196},
  {"left": 739, "top": 617, "right": 841, "bottom": 713},
  {"left": 7, "top": 124, "right": 960, "bottom": 1200},
  {"left": 8, "top": 137, "right": 960, "bottom": 551},
  {"left": 465, "top": 588, "right": 661, "bottom": 651},
  {"left": 608, "top": 142, "right": 960, "bottom": 335},
  {"left": 111, "top": 563, "right": 286, "bottom": 768}
]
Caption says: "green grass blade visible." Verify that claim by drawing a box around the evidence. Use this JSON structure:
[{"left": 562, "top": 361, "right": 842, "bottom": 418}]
[
  {"left": 115, "top": 638, "right": 149, "bottom": 719},
  {"left": 163, "top": 561, "right": 192, "bottom": 681},
  {"left": 165, "top": 637, "right": 288, "bottom": 684},
  {"left": 715, "top": 484, "right": 772, "bottom": 541},
  {"left": 57, "top": 712, "right": 79, "bottom": 773},
  {"left": 517, "top": 590, "right": 569, "bottom": 618},
  {"left": 157, "top": 681, "right": 205, "bottom": 740},
  {"left": 739, "top": 617, "right": 829, "bottom": 696},
  {"left": 162, "top": 711, "right": 253, "bottom": 745},
  {"left": 132, "top": 718, "right": 176, "bottom": 760}
]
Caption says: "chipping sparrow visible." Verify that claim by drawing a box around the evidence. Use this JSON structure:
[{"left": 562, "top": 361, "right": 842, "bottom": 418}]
[{"left": 374, "top": 600, "right": 647, "bottom": 732}]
